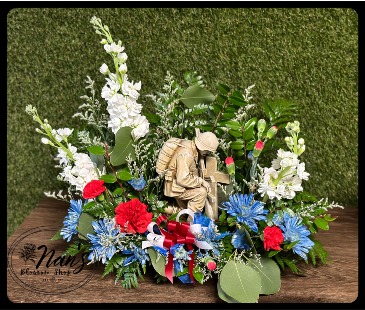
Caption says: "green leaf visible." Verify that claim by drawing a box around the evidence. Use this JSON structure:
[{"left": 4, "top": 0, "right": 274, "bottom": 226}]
[
  {"left": 224, "top": 120, "right": 241, "bottom": 131},
  {"left": 323, "top": 214, "right": 337, "bottom": 222},
  {"left": 99, "top": 174, "right": 117, "bottom": 183},
  {"left": 282, "top": 258, "right": 301, "bottom": 274},
  {"left": 51, "top": 230, "right": 63, "bottom": 241},
  {"left": 62, "top": 242, "right": 89, "bottom": 257},
  {"left": 147, "top": 248, "right": 173, "bottom": 277},
  {"left": 229, "top": 95, "right": 247, "bottom": 107},
  {"left": 217, "top": 83, "right": 230, "bottom": 95},
  {"left": 116, "top": 168, "right": 134, "bottom": 181},
  {"left": 82, "top": 202, "right": 105, "bottom": 217},
  {"left": 145, "top": 113, "right": 161, "bottom": 124},
  {"left": 113, "top": 187, "right": 124, "bottom": 196},
  {"left": 248, "top": 257, "right": 281, "bottom": 295},
  {"left": 228, "top": 129, "right": 242, "bottom": 138},
  {"left": 217, "top": 278, "right": 240, "bottom": 303},
  {"left": 219, "top": 260, "right": 261, "bottom": 303},
  {"left": 284, "top": 240, "right": 299, "bottom": 250},
  {"left": 87, "top": 145, "right": 105, "bottom": 155},
  {"left": 192, "top": 268, "right": 204, "bottom": 284},
  {"left": 110, "top": 127, "right": 135, "bottom": 166},
  {"left": 275, "top": 255, "right": 285, "bottom": 270},
  {"left": 314, "top": 217, "right": 329, "bottom": 230},
  {"left": 230, "top": 140, "right": 244, "bottom": 150},
  {"left": 78, "top": 212, "right": 96, "bottom": 240},
  {"left": 180, "top": 84, "right": 215, "bottom": 108},
  {"left": 219, "top": 210, "right": 226, "bottom": 222},
  {"left": 243, "top": 117, "right": 257, "bottom": 140},
  {"left": 268, "top": 250, "right": 281, "bottom": 257}
]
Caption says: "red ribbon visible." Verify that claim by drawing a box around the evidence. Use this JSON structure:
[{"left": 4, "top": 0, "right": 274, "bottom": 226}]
[{"left": 156, "top": 215, "right": 195, "bottom": 284}]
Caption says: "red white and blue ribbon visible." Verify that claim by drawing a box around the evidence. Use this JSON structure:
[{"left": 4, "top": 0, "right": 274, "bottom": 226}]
[{"left": 142, "top": 209, "right": 212, "bottom": 283}]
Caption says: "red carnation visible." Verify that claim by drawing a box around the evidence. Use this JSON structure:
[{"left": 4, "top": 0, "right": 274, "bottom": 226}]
[
  {"left": 83, "top": 180, "right": 106, "bottom": 199},
  {"left": 115, "top": 198, "right": 153, "bottom": 234},
  {"left": 263, "top": 226, "right": 284, "bottom": 251}
]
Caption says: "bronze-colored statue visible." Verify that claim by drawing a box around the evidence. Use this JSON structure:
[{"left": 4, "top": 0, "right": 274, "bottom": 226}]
[{"left": 156, "top": 129, "right": 230, "bottom": 220}]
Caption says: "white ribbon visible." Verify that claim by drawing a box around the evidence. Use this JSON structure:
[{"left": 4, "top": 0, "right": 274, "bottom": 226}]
[{"left": 142, "top": 209, "right": 213, "bottom": 250}]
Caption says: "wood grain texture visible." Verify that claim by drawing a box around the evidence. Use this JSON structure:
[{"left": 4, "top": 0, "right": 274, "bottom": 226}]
[{"left": 7, "top": 197, "right": 358, "bottom": 303}]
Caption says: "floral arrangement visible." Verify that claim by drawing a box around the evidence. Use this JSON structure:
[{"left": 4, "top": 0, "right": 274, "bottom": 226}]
[{"left": 25, "top": 17, "right": 344, "bottom": 303}]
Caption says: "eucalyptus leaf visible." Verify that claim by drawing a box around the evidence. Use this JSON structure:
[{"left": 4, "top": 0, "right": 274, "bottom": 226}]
[
  {"left": 78, "top": 212, "right": 96, "bottom": 240},
  {"left": 147, "top": 248, "right": 173, "bottom": 277},
  {"left": 247, "top": 257, "right": 281, "bottom": 295},
  {"left": 110, "top": 127, "right": 135, "bottom": 166},
  {"left": 99, "top": 174, "right": 117, "bottom": 183},
  {"left": 219, "top": 260, "right": 261, "bottom": 303},
  {"left": 217, "top": 278, "right": 240, "bottom": 303},
  {"left": 87, "top": 145, "right": 105, "bottom": 155},
  {"left": 180, "top": 84, "right": 215, "bottom": 108}
]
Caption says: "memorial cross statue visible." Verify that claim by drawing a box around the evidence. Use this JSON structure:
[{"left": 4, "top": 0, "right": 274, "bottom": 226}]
[{"left": 199, "top": 156, "right": 231, "bottom": 220}]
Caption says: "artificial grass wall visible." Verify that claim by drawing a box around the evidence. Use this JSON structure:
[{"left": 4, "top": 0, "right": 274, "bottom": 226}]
[{"left": 7, "top": 8, "right": 358, "bottom": 237}]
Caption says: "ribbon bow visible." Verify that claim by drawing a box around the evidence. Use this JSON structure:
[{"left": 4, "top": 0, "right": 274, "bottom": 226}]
[{"left": 142, "top": 209, "right": 213, "bottom": 283}]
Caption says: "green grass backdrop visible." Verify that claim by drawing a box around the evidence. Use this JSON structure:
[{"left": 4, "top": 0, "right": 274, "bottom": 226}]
[{"left": 7, "top": 8, "right": 358, "bottom": 237}]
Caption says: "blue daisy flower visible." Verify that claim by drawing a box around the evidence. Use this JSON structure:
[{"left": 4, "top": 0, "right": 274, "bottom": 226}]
[
  {"left": 220, "top": 193, "right": 268, "bottom": 233},
  {"left": 279, "top": 212, "right": 314, "bottom": 260},
  {"left": 121, "top": 243, "right": 150, "bottom": 266},
  {"left": 231, "top": 229, "right": 251, "bottom": 250},
  {"left": 127, "top": 176, "right": 147, "bottom": 191},
  {"left": 60, "top": 199, "right": 84, "bottom": 242},
  {"left": 87, "top": 218, "right": 120, "bottom": 264}
]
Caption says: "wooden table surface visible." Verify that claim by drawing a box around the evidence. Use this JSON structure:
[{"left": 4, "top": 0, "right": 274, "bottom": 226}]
[{"left": 7, "top": 197, "right": 359, "bottom": 304}]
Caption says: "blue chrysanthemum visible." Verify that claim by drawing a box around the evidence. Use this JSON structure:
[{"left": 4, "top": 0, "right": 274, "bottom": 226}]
[
  {"left": 231, "top": 229, "right": 251, "bottom": 250},
  {"left": 60, "top": 199, "right": 84, "bottom": 242},
  {"left": 221, "top": 193, "right": 268, "bottom": 233},
  {"left": 127, "top": 176, "right": 147, "bottom": 191},
  {"left": 87, "top": 218, "right": 120, "bottom": 264},
  {"left": 121, "top": 243, "right": 150, "bottom": 266},
  {"left": 279, "top": 212, "right": 314, "bottom": 260}
]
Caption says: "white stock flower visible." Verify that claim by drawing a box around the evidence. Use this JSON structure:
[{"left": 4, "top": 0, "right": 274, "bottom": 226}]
[
  {"left": 122, "top": 79, "right": 141, "bottom": 100},
  {"left": 99, "top": 63, "right": 109, "bottom": 75},
  {"left": 117, "top": 52, "right": 128, "bottom": 63},
  {"left": 101, "top": 78, "right": 120, "bottom": 101},
  {"left": 131, "top": 114, "right": 149, "bottom": 141},
  {"left": 297, "top": 162, "right": 310, "bottom": 180},
  {"left": 272, "top": 149, "right": 299, "bottom": 169},
  {"left": 104, "top": 42, "right": 124, "bottom": 54}
]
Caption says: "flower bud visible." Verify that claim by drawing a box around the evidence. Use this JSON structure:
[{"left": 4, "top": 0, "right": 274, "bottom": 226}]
[
  {"left": 100, "top": 38, "right": 108, "bottom": 45},
  {"left": 252, "top": 140, "right": 264, "bottom": 157},
  {"left": 206, "top": 259, "right": 216, "bottom": 271},
  {"left": 225, "top": 156, "right": 235, "bottom": 176},
  {"left": 41, "top": 138, "right": 49, "bottom": 144},
  {"left": 99, "top": 63, "right": 109, "bottom": 75},
  {"left": 257, "top": 119, "right": 266, "bottom": 133},
  {"left": 266, "top": 126, "right": 278, "bottom": 139},
  {"left": 119, "top": 63, "right": 127, "bottom": 74},
  {"left": 35, "top": 128, "right": 42, "bottom": 133},
  {"left": 298, "top": 138, "right": 305, "bottom": 145}
]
